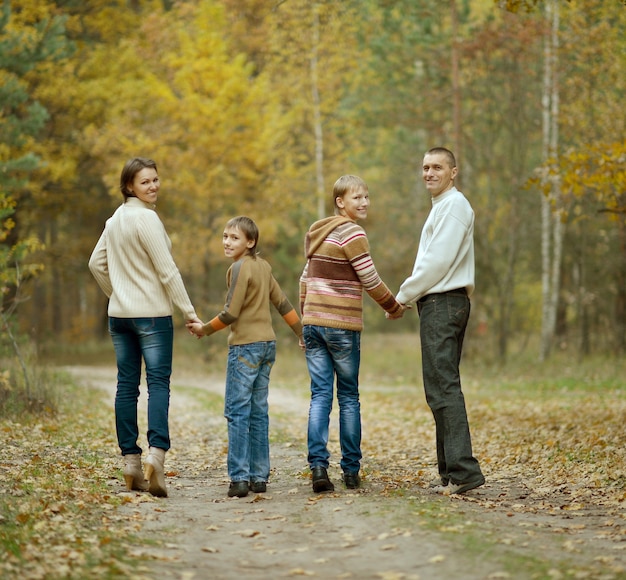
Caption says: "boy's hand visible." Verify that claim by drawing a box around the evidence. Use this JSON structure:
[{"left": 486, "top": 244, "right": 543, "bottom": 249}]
[
  {"left": 386, "top": 304, "right": 410, "bottom": 320},
  {"left": 186, "top": 320, "right": 205, "bottom": 338},
  {"left": 298, "top": 336, "right": 306, "bottom": 351}
]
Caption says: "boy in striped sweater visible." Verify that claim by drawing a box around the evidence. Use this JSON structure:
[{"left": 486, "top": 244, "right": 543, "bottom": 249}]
[{"left": 300, "top": 175, "right": 405, "bottom": 492}]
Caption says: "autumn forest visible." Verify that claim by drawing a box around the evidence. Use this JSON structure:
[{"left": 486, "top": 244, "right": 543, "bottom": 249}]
[{"left": 1, "top": 0, "right": 625, "bottom": 363}]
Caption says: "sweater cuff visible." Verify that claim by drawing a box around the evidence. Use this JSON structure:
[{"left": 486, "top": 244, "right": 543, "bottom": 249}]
[{"left": 203, "top": 316, "right": 228, "bottom": 336}]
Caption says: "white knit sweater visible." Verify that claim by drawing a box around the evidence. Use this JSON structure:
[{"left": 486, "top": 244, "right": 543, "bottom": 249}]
[
  {"left": 397, "top": 186, "right": 475, "bottom": 304},
  {"left": 89, "top": 197, "right": 197, "bottom": 320}
]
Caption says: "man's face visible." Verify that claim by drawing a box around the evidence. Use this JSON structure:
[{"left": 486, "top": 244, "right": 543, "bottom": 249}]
[{"left": 422, "top": 152, "right": 458, "bottom": 197}]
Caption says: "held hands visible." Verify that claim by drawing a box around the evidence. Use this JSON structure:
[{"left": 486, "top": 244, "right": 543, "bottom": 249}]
[
  {"left": 386, "top": 304, "right": 411, "bottom": 320},
  {"left": 186, "top": 319, "right": 205, "bottom": 339}
]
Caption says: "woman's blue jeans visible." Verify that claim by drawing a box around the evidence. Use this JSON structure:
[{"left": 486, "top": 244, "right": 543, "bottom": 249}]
[
  {"left": 224, "top": 341, "right": 276, "bottom": 483},
  {"left": 304, "top": 325, "right": 362, "bottom": 475},
  {"left": 109, "top": 316, "right": 173, "bottom": 456},
  {"left": 417, "top": 290, "right": 483, "bottom": 484}
]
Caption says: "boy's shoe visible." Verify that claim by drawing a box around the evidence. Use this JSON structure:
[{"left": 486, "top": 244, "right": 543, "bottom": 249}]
[
  {"left": 343, "top": 472, "right": 360, "bottom": 489},
  {"left": 228, "top": 481, "right": 249, "bottom": 498},
  {"left": 249, "top": 481, "right": 267, "bottom": 493},
  {"left": 311, "top": 466, "right": 334, "bottom": 493},
  {"left": 442, "top": 475, "right": 485, "bottom": 495}
]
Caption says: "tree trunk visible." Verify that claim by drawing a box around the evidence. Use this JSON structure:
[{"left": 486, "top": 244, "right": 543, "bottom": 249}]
[
  {"left": 50, "top": 217, "right": 63, "bottom": 336},
  {"left": 616, "top": 220, "right": 626, "bottom": 353},
  {"left": 540, "top": 0, "right": 562, "bottom": 361},
  {"left": 311, "top": 2, "right": 325, "bottom": 220},
  {"left": 450, "top": 0, "right": 462, "bottom": 188}
]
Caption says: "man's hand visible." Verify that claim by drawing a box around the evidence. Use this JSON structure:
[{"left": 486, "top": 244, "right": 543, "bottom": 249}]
[{"left": 386, "top": 304, "right": 410, "bottom": 320}]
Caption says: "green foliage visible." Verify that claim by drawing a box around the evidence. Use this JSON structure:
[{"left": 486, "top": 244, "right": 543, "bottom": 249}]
[
  {"left": 0, "top": 0, "right": 67, "bottom": 308},
  {"left": 0, "top": 0, "right": 70, "bottom": 171}
]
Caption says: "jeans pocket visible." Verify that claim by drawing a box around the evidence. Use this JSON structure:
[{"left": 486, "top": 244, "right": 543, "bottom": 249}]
[
  {"left": 133, "top": 318, "right": 157, "bottom": 333},
  {"left": 325, "top": 328, "right": 356, "bottom": 360},
  {"left": 448, "top": 300, "right": 469, "bottom": 328}
]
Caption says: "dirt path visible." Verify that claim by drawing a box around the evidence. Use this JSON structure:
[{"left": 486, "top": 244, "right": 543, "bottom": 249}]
[{"left": 70, "top": 366, "right": 626, "bottom": 580}]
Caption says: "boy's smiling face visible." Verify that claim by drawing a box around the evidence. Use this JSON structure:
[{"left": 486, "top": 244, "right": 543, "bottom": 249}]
[
  {"left": 223, "top": 226, "right": 255, "bottom": 261},
  {"left": 336, "top": 186, "right": 370, "bottom": 221}
]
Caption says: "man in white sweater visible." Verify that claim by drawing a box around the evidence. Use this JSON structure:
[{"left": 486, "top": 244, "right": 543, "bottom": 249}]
[{"left": 393, "top": 147, "right": 484, "bottom": 495}]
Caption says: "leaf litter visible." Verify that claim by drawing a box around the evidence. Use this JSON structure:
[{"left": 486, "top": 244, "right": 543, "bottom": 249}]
[{"left": 1, "top": 363, "right": 625, "bottom": 579}]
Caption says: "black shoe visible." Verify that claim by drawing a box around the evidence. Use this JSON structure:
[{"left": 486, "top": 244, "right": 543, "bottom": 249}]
[
  {"left": 228, "top": 481, "right": 249, "bottom": 498},
  {"left": 311, "top": 466, "right": 334, "bottom": 493},
  {"left": 343, "top": 472, "right": 360, "bottom": 489},
  {"left": 249, "top": 481, "right": 267, "bottom": 493}
]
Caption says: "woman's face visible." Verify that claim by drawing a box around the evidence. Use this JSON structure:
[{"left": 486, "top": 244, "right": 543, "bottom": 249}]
[{"left": 128, "top": 167, "right": 160, "bottom": 204}]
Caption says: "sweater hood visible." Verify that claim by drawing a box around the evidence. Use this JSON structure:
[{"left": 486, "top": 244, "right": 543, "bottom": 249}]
[{"left": 305, "top": 216, "right": 354, "bottom": 258}]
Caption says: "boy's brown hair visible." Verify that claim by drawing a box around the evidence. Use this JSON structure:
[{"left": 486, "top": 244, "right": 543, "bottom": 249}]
[{"left": 226, "top": 216, "right": 259, "bottom": 256}]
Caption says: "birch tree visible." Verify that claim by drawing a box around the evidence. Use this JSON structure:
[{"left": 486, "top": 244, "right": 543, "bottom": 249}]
[
  {"left": 539, "top": 0, "right": 563, "bottom": 361},
  {"left": 311, "top": 2, "right": 325, "bottom": 220}
]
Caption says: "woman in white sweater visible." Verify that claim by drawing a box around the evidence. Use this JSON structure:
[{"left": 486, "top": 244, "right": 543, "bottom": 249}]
[{"left": 89, "top": 157, "right": 200, "bottom": 497}]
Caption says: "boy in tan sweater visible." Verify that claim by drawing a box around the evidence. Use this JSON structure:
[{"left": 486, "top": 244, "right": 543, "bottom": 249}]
[{"left": 187, "top": 216, "right": 303, "bottom": 498}]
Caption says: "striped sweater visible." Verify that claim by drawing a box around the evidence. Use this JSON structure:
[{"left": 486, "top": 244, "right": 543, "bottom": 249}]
[{"left": 299, "top": 216, "right": 402, "bottom": 331}]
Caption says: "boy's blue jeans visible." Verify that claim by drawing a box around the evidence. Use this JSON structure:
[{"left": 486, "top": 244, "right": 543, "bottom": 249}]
[
  {"left": 224, "top": 341, "right": 276, "bottom": 483},
  {"left": 109, "top": 316, "right": 173, "bottom": 455},
  {"left": 304, "top": 325, "right": 362, "bottom": 475},
  {"left": 417, "top": 290, "right": 483, "bottom": 484}
]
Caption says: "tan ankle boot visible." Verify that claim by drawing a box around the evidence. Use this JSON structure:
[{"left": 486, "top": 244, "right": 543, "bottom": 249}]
[
  {"left": 144, "top": 447, "right": 167, "bottom": 497},
  {"left": 123, "top": 454, "right": 148, "bottom": 491}
]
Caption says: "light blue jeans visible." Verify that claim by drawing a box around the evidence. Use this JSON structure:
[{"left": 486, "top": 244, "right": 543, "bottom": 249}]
[
  {"left": 224, "top": 341, "right": 276, "bottom": 483},
  {"left": 304, "top": 325, "right": 362, "bottom": 475},
  {"left": 109, "top": 316, "right": 173, "bottom": 456}
]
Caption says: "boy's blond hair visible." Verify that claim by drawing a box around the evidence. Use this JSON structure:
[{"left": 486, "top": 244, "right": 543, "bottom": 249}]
[{"left": 332, "top": 175, "right": 367, "bottom": 215}]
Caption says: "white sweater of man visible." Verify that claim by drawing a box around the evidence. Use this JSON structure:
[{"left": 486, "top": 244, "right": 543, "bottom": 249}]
[
  {"left": 89, "top": 197, "right": 197, "bottom": 320},
  {"left": 397, "top": 186, "right": 475, "bottom": 305}
]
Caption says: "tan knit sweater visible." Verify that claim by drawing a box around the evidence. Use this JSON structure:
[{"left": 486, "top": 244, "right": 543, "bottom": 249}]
[
  {"left": 89, "top": 198, "right": 197, "bottom": 320},
  {"left": 202, "top": 254, "right": 302, "bottom": 346}
]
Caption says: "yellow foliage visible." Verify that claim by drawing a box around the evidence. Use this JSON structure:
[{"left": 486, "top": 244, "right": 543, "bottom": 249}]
[{"left": 560, "top": 141, "right": 626, "bottom": 219}]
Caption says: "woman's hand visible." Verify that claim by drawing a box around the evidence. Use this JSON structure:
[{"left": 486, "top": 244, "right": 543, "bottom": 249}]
[{"left": 186, "top": 319, "right": 205, "bottom": 338}]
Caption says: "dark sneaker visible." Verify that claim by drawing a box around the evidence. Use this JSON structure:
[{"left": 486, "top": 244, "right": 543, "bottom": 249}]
[
  {"left": 311, "top": 466, "right": 334, "bottom": 493},
  {"left": 228, "top": 481, "right": 249, "bottom": 498},
  {"left": 444, "top": 475, "right": 485, "bottom": 495},
  {"left": 249, "top": 481, "right": 267, "bottom": 493},
  {"left": 343, "top": 472, "right": 360, "bottom": 489}
]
